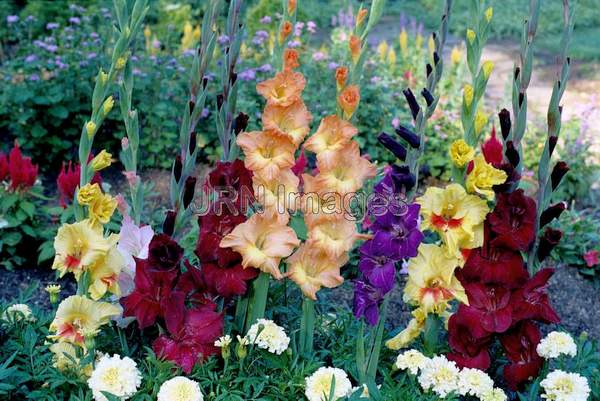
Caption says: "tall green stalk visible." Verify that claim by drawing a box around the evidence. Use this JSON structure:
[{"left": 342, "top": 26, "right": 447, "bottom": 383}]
[
  {"left": 243, "top": 272, "right": 271, "bottom": 331},
  {"left": 299, "top": 296, "right": 316, "bottom": 355}
]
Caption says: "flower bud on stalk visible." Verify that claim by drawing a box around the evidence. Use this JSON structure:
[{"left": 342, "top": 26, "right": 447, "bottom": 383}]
[
  {"left": 394, "top": 125, "right": 420, "bottom": 149},
  {"left": 548, "top": 136, "right": 558, "bottom": 156},
  {"left": 173, "top": 155, "right": 183, "bottom": 183},
  {"left": 102, "top": 96, "right": 114, "bottom": 116},
  {"left": 540, "top": 202, "right": 567, "bottom": 227},
  {"left": 349, "top": 35, "right": 361, "bottom": 64},
  {"left": 356, "top": 8, "right": 368, "bottom": 27},
  {"left": 505, "top": 141, "right": 520, "bottom": 168},
  {"left": 378, "top": 133, "right": 407, "bottom": 161},
  {"left": 421, "top": 88, "right": 434, "bottom": 107},
  {"left": 287, "top": 0, "right": 296, "bottom": 15},
  {"left": 550, "top": 161, "right": 569, "bottom": 190},
  {"left": 163, "top": 210, "right": 176, "bottom": 236},
  {"left": 85, "top": 121, "right": 97, "bottom": 138},
  {"left": 90, "top": 150, "right": 112, "bottom": 171},
  {"left": 189, "top": 132, "right": 197, "bottom": 154},
  {"left": 498, "top": 109, "right": 511, "bottom": 140},
  {"left": 335, "top": 67, "right": 348, "bottom": 91},
  {"left": 233, "top": 112, "right": 249, "bottom": 135},
  {"left": 45, "top": 284, "right": 61, "bottom": 305},
  {"left": 183, "top": 176, "right": 196, "bottom": 209},
  {"left": 537, "top": 227, "right": 563, "bottom": 262},
  {"left": 279, "top": 21, "right": 292, "bottom": 44},
  {"left": 463, "top": 85, "right": 474, "bottom": 109},
  {"left": 403, "top": 88, "right": 420, "bottom": 120}
]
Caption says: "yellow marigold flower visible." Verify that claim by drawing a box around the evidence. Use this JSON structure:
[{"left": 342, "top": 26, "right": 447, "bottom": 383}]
[
  {"left": 305, "top": 215, "right": 365, "bottom": 259},
  {"left": 474, "top": 109, "right": 489, "bottom": 135},
  {"left": 463, "top": 84, "right": 474, "bottom": 108},
  {"left": 387, "top": 47, "right": 397, "bottom": 66},
  {"left": 253, "top": 169, "right": 300, "bottom": 213},
  {"left": 262, "top": 101, "right": 312, "bottom": 146},
  {"left": 314, "top": 141, "right": 376, "bottom": 195},
  {"left": 482, "top": 61, "right": 494, "bottom": 79},
  {"left": 115, "top": 56, "right": 127, "bottom": 70},
  {"left": 236, "top": 129, "right": 296, "bottom": 181},
  {"left": 49, "top": 295, "right": 120, "bottom": 346},
  {"left": 417, "top": 184, "right": 489, "bottom": 258},
  {"left": 450, "top": 46, "right": 462, "bottom": 65},
  {"left": 349, "top": 35, "right": 361, "bottom": 64},
  {"left": 356, "top": 8, "right": 368, "bottom": 27},
  {"left": 52, "top": 219, "right": 113, "bottom": 279},
  {"left": 466, "top": 29, "right": 476, "bottom": 44},
  {"left": 303, "top": 115, "right": 358, "bottom": 169},
  {"left": 102, "top": 96, "right": 114, "bottom": 116},
  {"left": 286, "top": 244, "right": 347, "bottom": 300},
  {"left": 220, "top": 213, "right": 300, "bottom": 279},
  {"left": 77, "top": 183, "right": 102, "bottom": 206},
  {"left": 256, "top": 70, "right": 306, "bottom": 107},
  {"left": 85, "top": 121, "right": 97, "bottom": 138},
  {"left": 88, "top": 245, "right": 123, "bottom": 300},
  {"left": 338, "top": 85, "right": 360, "bottom": 120},
  {"left": 465, "top": 155, "right": 507, "bottom": 200},
  {"left": 449, "top": 139, "right": 475, "bottom": 168},
  {"left": 90, "top": 150, "right": 112, "bottom": 172},
  {"left": 279, "top": 20, "right": 293, "bottom": 44},
  {"left": 399, "top": 29, "right": 408, "bottom": 56},
  {"left": 377, "top": 41, "right": 389, "bottom": 62},
  {"left": 88, "top": 193, "right": 118, "bottom": 226},
  {"left": 485, "top": 7, "right": 493, "bottom": 23},
  {"left": 403, "top": 244, "right": 467, "bottom": 313}
]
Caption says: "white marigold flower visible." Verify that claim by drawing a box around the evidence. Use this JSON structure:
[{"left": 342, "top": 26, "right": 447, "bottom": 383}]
[
  {"left": 157, "top": 376, "right": 203, "bottom": 401},
  {"left": 214, "top": 335, "right": 232, "bottom": 348},
  {"left": 540, "top": 370, "right": 590, "bottom": 401},
  {"left": 245, "top": 318, "right": 290, "bottom": 354},
  {"left": 394, "top": 349, "right": 429, "bottom": 375},
  {"left": 537, "top": 331, "right": 577, "bottom": 359},
  {"left": 305, "top": 367, "right": 353, "bottom": 401},
  {"left": 2, "top": 303, "right": 35, "bottom": 323},
  {"left": 87, "top": 354, "right": 142, "bottom": 401},
  {"left": 481, "top": 388, "right": 508, "bottom": 401},
  {"left": 418, "top": 355, "right": 460, "bottom": 398},
  {"left": 458, "top": 368, "right": 494, "bottom": 397}
]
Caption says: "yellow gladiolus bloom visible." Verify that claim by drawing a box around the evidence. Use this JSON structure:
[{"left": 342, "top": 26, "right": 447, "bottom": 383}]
[
  {"left": 262, "top": 100, "right": 312, "bottom": 146},
  {"left": 49, "top": 295, "right": 120, "bottom": 345},
  {"left": 88, "top": 246, "right": 124, "bottom": 300},
  {"left": 256, "top": 70, "right": 306, "bottom": 107},
  {"left": 465, "top": 155, "right": 507, "bottom": 200},
  {"left": 90, "top": 150, "right": 112, "bottom": 172},
  {"left": 314, "top": 142, "right": 376, "bottom": 195},
  {"left": 386, "top": 307, "right": 427, "bottom": 350},
  {"left": 88, "top": 193, "right": 118, "bottom": 226},
  {"left": 286, "top": 244, "right": 347, "bottom": 300},
  {"left": 449, "top": 139, "right": 475, "bottom": 168},
  {"left": 220, "top": 213, "right": 300, "bottom": 279},
  {"left": 303, "top": 115, "right": 358, "bottom": 169},
  {"left": 77, "top": 183, "right": 102, "bottom": 206},
  {"left": 237, "top": 130, "right": 296, "bottom": 181},
  {"left": 403, "top": 244, "right": 467, "bottom": 313},
  {"left": 52, "top": 219, "right": 113, "bottom": 279},
  {"left": 417, "top": 184, "right": 489, "bottom": 257}
]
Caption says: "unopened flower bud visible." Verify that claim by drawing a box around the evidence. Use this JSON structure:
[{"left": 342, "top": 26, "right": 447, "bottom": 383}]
[
  {"left": 279, "top": 21, "right": 292, "bottom": 44},
  {"left": 349, "top": 35, "right": 361, "bottom": 64},
  {"left": 335, "top": 66, "right": 348, "bottom": 90},
  {"left": 85, "top": 121, "right": 97, "bottom": 138},
  {"left": 538, "top": 227, "right": 563, "bottom": 262},
  {"left": 482, "top": 61, "right": 494, "bottom": 79},
  {"left": 99, "top": 69, "right": 108, "bottom": 85},
  {"left": 163, "top": 210, "right": 176, "bottom": 236},
  {"left": 498, "top": 109, "right": 511, "bottom": 139},
  {"left": 378, "top": 133, "right": 407, "bottom": 161},
  {"left": 233, "top": 112, "right": 249, "bottom": 134},
  {"left": 288, "top": 0, "right": 297, "bottom": 15},
  {"left": 474, "top": 110, "right": 488, "bottom": 135},
  {"left": 548, "top": 135, "right": 558, "bottom": 156},
  {"left": 463, "top": 85, "right": 474, "bottom": 108},
  {"left": 115, "top": 56, "right": 127, "bottom": 70},
  {"left": 466, "top": 29, "right": 476, "bottom": 44},
  {"left": 403, "top": 88, "right": 420, "bottom": 120},
  {"left": 183, "top": 176, "right": 197, "bottom": 209},
  {"left": 485, "top": 7, "right": 493, "bottom": 23},
  {"left": 356, "top": 8, "right": 368, "bottom": 27},
  {"left": 540, "top": 202, "right": 567, "bottom": 227},
  {"left": 45, "top": 284, "right": 61, "bottom": 305},
  {"left": 395, "top": 125, "right": 420, "bottom": 149},
  {"left": 90, "top": 150, "right": 112, "bottom": 171},
  {"left": 550, "top": 161, "right": 569, "bottom": 191}
]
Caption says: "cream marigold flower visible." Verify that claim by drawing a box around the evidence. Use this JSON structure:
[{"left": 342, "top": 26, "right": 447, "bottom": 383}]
[
  {"left": 245, "top": 318, "right": 290, "bottom": 355},
  {"left": 418, "top": 355, "right": 460, "bottom": 398},
  {"left": 87, "top": 354, "right": 141, "bottom": 401},
  {"left": 2, "top": 303, "right": 35, "bottom": 323},
  {"left": 304, "top": 366, "right": 353, "bottom": 401},
  {"left": 157, "top": 376, "right": 203, "bottom": 401},
  {"left": 214, "top": 335, "right": 232, "bottom": 348},
  {"left": 540, "top": 370, "right": 590, "bottom": 401},
  {"left": 458, "top": 368, "right": 494, "bottom": 397},
  {"left": 394, "top": 349, "right": 429, "bottom": 375},
  {"left": 537, "top": 331, "right": 577, "bottom": 359},
  {"left": 481, "top": 388, "right": 508, "bottom": 401}
]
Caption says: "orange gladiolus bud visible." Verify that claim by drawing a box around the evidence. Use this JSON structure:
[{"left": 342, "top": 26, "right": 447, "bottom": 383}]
[
  {"left": 335, "top": 66, "right": 348, "bottom": 90},
  {"left": 283, "top": 48, "right": 299, "bottom": 71},
  {"left": 279, "top": 21, "right": 293, "bottom": 44},
  {"left": 288, "top": 0, "right": 297, "bottom": 15},
  {"left": 349, "top": 35, "right": 361, "bottom": 64},
  {"left": 338, "top": 85, "right": 360, "bottom": 119},
  {"left": 356, "top": 8, "right": 368, "bottom": 27}
]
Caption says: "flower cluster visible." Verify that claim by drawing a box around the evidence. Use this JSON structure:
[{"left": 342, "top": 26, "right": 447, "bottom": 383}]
[
  {"left": 537, "top": 331, "right": 577, "bottom": 359},
  {"left": 157, "top": 376, "right": 204, "bottom": 401},
  {"left": 0, "top": 141, "right": 38, "bottom": 192},
  {"left": 304, "top": 366, "right": 353, "bottom": 401},
  {"left": 540, "top": 370, "right": 590, "bottom": 401},
  {"left": 244, "top": 318, "right": 290, "bottom": 355},
  {"left": 87, "top": 354, "right": 142, "bottom": 401},
  {"left": 1, "top": 303, "right": 35, "bottom": 323}
]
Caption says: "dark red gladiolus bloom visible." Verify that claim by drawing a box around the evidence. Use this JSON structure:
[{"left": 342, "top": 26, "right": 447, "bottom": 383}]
[
  {"left": 148, "top": 234, "right": 184, "bottom": 271},
  {"left": 511, "top": 268, "right": 560, "bottom": 324},
  {"left": 447, "top": 305, "right": 492, "bottom": 370},
  {"left": 488, "top": 189, "right": 536, "bottom": 251},
  {"left": 0, "top": 152, "right": 8, "bottom": 181},
  {"left": 57, "top": 161, "right": 102, "bottom": 207},
  {"left": 537, "top": 227, "right": 563, "bottom": 262},
  {"left": 205, "top": 160, "right": 253, "bottom": 209},
  {"left": 8, "top": 142, "right": 38, "bottom": 192},
  {"left": 464, "top": 283, "right": 513, "bottom": 333},
  {"left": 152, "top": 292, "right": 223, "bottom": 373},
  {"left": 482, "top": 126, "right": 503, "bottom": 166},
  {"left": 202, "top": 262, "right": 258, "bottom": 298},
  {"left": 499, "top": 321, "right": 543, "bottom": 390}
]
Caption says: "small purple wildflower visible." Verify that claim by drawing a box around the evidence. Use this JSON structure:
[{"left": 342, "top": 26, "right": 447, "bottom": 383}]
[
  {"left": 46, "top": 22, "right": 59, "bottom": 30},
  {"left": 69, "top": 17, "right": 81, "bottom": 25},
  {"left": 7, "top": 15, "right": 19, "bottom": 24},
  {"left": 260, "top": 15, "right": 272, "bottom": 24}
]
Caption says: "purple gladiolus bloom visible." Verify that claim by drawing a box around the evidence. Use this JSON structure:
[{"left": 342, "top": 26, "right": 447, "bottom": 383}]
[
  {"left": 353, "top": 280, "right": 385, "bottom": 326},
  {"left": 359, "top": 239, "right": 397, "bottom": 293},
  {"left": 7, "top": 15, "right": 19, "bottom": 24},
  {"left": 371, "top": 204, "right": 423, "bottom": 260},
  {"left": 373, "top": 164, "right": 415, "bottom": 196}
]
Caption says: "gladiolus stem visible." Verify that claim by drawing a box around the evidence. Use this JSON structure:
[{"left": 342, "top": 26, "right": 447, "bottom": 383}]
[
  {"left": 365, "top": 297, "right": 389, "bottom": 381},
  {"left": 244, "top": 272, "right": 270, "bottom": 331},
  {"left": 299, "top": 296, "right": 315, "bottom": 355}
]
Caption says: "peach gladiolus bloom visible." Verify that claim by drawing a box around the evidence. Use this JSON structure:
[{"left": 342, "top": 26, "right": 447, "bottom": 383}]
[
  {"left": 237, "top": 130, "right": 296, "bottom": 180},
  {"left": 262, "top": 101, "right": 312, "bottom": 146},
  {"left": 306, "top": 215, "right": 367, "bottom": 259},
  {"left": 335, "top": 66, "right": 348, "bottom": 90},
  {"left": 304, "top": 115, "right": 358, "bottom": 168},
  {"left": 338, "top": 85, "right": 360, "bottom": 119},
  {"left": 220, "top": 213, "right": 300, "bottom": 279},
  {"left": 315, "top": 142, "right": 375, "bottom": 195},
  {"left": 301, "top": 174, "right": 349, "bottom": 226},
  {"left": 253, "top": 168, "right": 300, "bottom": 213},
  {"left": 257, "top": 70, "right": 306, "bottom": 107},
  {"left": 286, "top": 244, "right": 347, "bottom": 300}
]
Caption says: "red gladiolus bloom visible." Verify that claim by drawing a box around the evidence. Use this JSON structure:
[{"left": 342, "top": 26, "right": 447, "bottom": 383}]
[
  {"left": 152, "top": 292, "right": 223, "bottom": 373},
  {"left": 482, "top": 126, "right": 503, "bottom": 167},
  {"left": 488, "top": 189, "right": 536, "bottom": 251},
  {"left": 499, "top": 321, "right": 543, "bottom": 390},
  {"left": 8, "top": 142, "right": 38, "bottom": 191},
  {"left": 463, "top": 283, "right": 513, "bottom": 333},
  {"left": 447, "top": 305, "right": 492, "bottom": 370},
  {"left": 0, "top": 152, "right": 8, "bottom": 181},
  {"left": 202, "top": 262, "right": 258, "bottom": 298},
  {"left": 205, "top": 160, "right": 254, "bottom": 210},
  {"left": 510, "top": 268, "right": 560, "bottom": 324},
  {"left": 148, "top": 234, "right": 184, "bottom": 272}
]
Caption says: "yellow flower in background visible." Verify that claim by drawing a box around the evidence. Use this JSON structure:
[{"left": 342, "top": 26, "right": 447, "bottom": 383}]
[
  {"left": 52, "top": 219, "right": 113, "bottom": 279},
  {"left": 403, "top": 244, "right": 467, "bottom": 313},
  {"left": 474, "top": 109, "right": 489, "bottom": 135},
  {"left": 449, "top": 139, "right": 475, "bottom": 168},
  {"left": 220, "top": 213, "right": 300, "bottom": 279},
  {"left": 377, "top": 41, "right": 389, "bottom": 62},
  {"left": 399, "top": 29, "right": 408, "bottom": 56},
  {"left": 415, "top": 32, "right": 423, "bottom": 49},
  {"left": 49, "top": 295, "right": 120, "bottom": 346},
  {"left": 463, "top": 84, "right": 474, "bottom": 108},
  {"left": 88, "top": 245, "right": 124, "bottom": 300},
  {"left": 303, "top": 115, "right": 358, "bottom": 169},
  {"left": 115, "top": 56, "right": 127, "bottom": 70},
  {"left": 77, "top": 183, "right": 102, "bottom": 206},
  {"left": 485, "top": 7, "right": 494, "bottom": 23},
  {"left": 417, "top": 184, "right": 489, "bottom": 258},
  {"left": 88, "top": 193, "right": 118, "bottom": 226},
  {"left": 450, "top": 46, "right": 462, "bottom": 65},
  {"left": 180, "top": 21, "right": 195, "bottom": 50},
  {"left": 482, "top": 61, "right": 494, "bottom": 79},
  {"left": 465, "top": 155, "right": 507, "bottom": 200},
  {"left": 386, "top": 307, "right": 427, "bottom": 350},
  {"left": 286, "top": 244, "right": 347, "bottom": 300},
  {"left": 90, "top": 150, "right": 112, "bottom": 172},
  {"left": 387, "top": 47, "right": 397, "bottom": 67},
  {"left": 85, "top": 121, "right": 97, "bottom": 138},
  {"left": 466, "top": 29, "right": 476, "bottom": 44},
  {"left": 428, "top": 34, "right": 435, "bottom": 57}
]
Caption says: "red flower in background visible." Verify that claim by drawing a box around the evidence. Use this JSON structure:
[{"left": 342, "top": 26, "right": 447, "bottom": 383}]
[
  {"left": 510, "top": 268, "right": 560, "bottom": 325},
  {"left": 57, "top": 161, "right": 102, "bottom": 207},
  {"left": 499, "top": 321, "right": 543, "bottom": 390},
  {"left": 488, "top": 189, "right": 536, "bottom": 251},
  {"left": 0, "top": 152, "right": 8, "bottom": 182},
  {"left": 6, "top": 142, "right": 38, "bottom": 192},
  {"left": 482, "top": 126, "right": 504, "bottom": 167}
]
